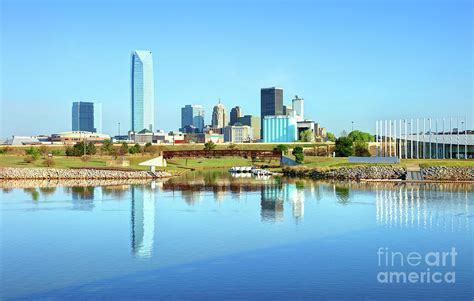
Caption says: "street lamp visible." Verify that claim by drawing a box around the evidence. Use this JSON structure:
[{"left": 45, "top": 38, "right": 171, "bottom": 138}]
[{"left": 351, "top": 121, "right": 354, "bottom": 132}]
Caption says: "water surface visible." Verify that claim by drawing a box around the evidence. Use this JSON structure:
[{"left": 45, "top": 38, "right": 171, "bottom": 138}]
[{"left": 1, "top": 171, "right": 473, "bottom": 300}]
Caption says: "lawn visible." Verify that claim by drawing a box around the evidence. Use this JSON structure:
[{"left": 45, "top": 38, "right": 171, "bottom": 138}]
[{"left": 0, "top": 155, "right": 108, "bottom": 169}]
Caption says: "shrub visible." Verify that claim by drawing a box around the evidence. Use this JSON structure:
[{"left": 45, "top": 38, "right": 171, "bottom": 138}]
[
  {"left": 24, "top": 155, "right": 36, "bottom": 163},
  {"left": 204, "top": 141, "right": 216, "bottom": 151},
  {"left": 80, "top": 155, "right": 91, "bottom": 162},
  {"left": 43, "top": 157, "right": 55, "bottom": 167},
  {"left": 335, "top": 137, "right": 354, "bottom": 157},
  {"left": 354, "top": 141, "right": 371, "bottom": 157},
  {"left": 25, "top": 147, "right": 41, "bottom": 160},
  {"left": 227, "top": 143, "right": 237, "bottom": 150},
  {"left": 292, "top": 146, "right": 304, "bottom": 163}
]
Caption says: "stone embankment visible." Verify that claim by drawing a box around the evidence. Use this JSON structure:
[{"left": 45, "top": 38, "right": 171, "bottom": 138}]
[
  {"left": 283, "top": 166, "right": 405, "bottom": 180},
  {"left": 422, "top": 166, "right": 474, "bottom": 181},
  {"left": 283, "top": 166, "right": 474, "bottom": 181},
  {"left": 0, "top": 168, "right": 172, "bottom": 180}
]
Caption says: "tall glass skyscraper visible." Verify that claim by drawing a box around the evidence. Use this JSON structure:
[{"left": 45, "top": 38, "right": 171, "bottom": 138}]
[
  {"left": 131, "top": 50, "right": 155, "bottom": 132},
  {"left": 72, "top": 101, "right": 95, "bottom": 132},
  {"left": 181, "top": 105, "right": 205, "bottom": 132}
]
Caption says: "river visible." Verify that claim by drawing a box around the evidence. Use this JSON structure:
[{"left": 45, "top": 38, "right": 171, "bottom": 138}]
[{"left": 1, "top": 170, "right": 473, "bottom": 300}]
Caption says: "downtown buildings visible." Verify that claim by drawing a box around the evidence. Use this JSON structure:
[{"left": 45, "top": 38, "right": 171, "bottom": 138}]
[
  {"left": 181, "top": 105, "right": 205, "bottom": 133},
  {"left": 211, "top": 101, "right": 227, "bottom": 128},
  {"left": 131, "top": 50, "right": 155, "bottom": 132},
  {"left": 72, "top": 101, "right": 102, "bottom": 133}
]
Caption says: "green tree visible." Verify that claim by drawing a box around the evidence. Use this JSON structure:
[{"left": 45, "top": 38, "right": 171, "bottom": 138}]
[
  {"left": 348, "top": 130, "right": 374, "bottom": 142},
  {"left": 86, "top": 142, "right": 97, "bottom": 155},
  {"left": 354, "top": 141, "right": 371, "bottom": 157},
  {"left": 326, "top": 132, "right": 336, "bottom": 142},
  {"left": 274, "top": 144, "right": 289, "bottom": 155},
  {"left": 129, "top": 143, "right": 141, "bottom": 154},
  {"left": 25, "top": 147, "right": 41, "bottom": 160},
  {"left": 227, "top": 143, "right": 237, "bottom": 150},
  {"left": 299, "top": 129, "right": 314, "bottom": 142},
  {"left": 204, "top": 141, "right": 216, "bottom": 151},
  {"left": 118, "top": 142, "right": 129, "bottom": 156},
  {"left": 292, "top": 146, "right": 304, "bottom": 163},
  {"left": 101, "top": 139, "right": 115, "bottom": 155},
  {"left": 335, "top": 137, "right": 354, "bottom": 157}
]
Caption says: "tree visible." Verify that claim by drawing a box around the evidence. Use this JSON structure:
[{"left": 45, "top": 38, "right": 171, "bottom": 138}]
[
  {"left": 101, "top": 139, "right": 115, "bottom": 155},
  {"left": 144, "top": 142, "right": 153, "bottom": 153},
  {"left": 299, "top": 129, "right": 314, "bottom": 142},
  {"left": 274, "top": 144, "right": 289, "bottom": 155},
  {"left": 354, "top": 141, "right": 371, "bottom": 157},
  {"left": 86, "top": 142, "right": 97, "bottom": 155},
  {"left": 129, "top": 143, "right": 141, "bottom": 154},
  {"left": 118, "top": 142, "right": 129, "bottom": 156},
  {"left": 227, "top": 143, "right": 237, "bottom": 150},
  {"left": 335, "top": 137, "right": 354, "bottom": 157},
  {"left": 326, "top": 132, "right": 336, "bottom": 142},
  {"left": 43, "top": 157, "right": 55, "bottom": 167},
  {"left": 348, "top": 130, "right": 374, "bottom": 142},
  {"left": 204, "top": 141, "right": 216, "bottom": 151},
  {"left": 25, "top": 147, "right": 41, "bottom": 160},
  {"left": 292, "top": 146, "right": 304, "bottom": 163}
]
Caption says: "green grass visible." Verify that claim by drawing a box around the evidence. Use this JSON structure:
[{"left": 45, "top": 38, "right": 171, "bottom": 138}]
[
  {"left": 1, "top": 154, "right": 472, "bottom": 172},
  {"left": 0, "top": 155, "right": 107, "bottom": 169}
]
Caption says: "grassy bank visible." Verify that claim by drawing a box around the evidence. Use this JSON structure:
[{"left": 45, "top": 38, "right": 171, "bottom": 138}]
[{"left": 1, "top": 153, "right": 472, "bottom": 173}]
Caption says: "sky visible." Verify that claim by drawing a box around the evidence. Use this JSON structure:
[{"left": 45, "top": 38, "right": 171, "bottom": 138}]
[{"left": 1, "top": 0, "right": 472, "bottom": 138}]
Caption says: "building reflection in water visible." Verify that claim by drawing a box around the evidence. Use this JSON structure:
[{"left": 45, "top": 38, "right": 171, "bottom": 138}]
[
  {"left": 260, "top": 183, "right": 306, "bottom": 223},
  {"left": 375, "top": 184, "right": 471, "bottom": 231},
  {"left": 131, "top": 182, "right": 156, "bottom": 258},
  {"left": 260, "top": 184, "right": 284, "bottom": 223}
]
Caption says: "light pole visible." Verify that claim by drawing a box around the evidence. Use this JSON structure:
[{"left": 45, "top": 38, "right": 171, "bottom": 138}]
[
  {"left": 118, "top": 122, "right": 121, "bottom": 141},
  {"left": 351, "top": 121, "right": 354, "bottom": 132}
]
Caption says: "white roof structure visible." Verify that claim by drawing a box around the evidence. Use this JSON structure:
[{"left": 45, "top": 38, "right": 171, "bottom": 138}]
[{"left": 138, "top": 156, "right": 167, "bottom": 167}]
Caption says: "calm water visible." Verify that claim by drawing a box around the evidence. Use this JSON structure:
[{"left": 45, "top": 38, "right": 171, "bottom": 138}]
[{"left": 1, "top": 171, "right": 473, "bottom": 300}]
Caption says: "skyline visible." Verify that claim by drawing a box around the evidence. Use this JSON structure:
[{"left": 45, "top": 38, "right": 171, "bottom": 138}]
[{"left": 1, "top": 0, "right": 472, "bottom": 138}]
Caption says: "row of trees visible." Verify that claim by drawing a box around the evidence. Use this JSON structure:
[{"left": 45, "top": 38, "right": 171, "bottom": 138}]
[
  {"left": 65, "top": 140, "right": 154, "bottom": 157},
  {"left": 334, "top": 130, "right": 373, "bottom": 157}
]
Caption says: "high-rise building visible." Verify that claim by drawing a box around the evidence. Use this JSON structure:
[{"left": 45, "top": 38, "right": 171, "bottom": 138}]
[
  {"left": 93, "top": 103, "right": 103, "bottom": 133},
  {"left": 260, "top": 87, "right": 283, "bottom": 138},
  {"left": 229, "top": 106, "right": 242, "bottom": 125},
  {"left": 211, "top": 100, "right": 227, "bottom": 128},
  {"left": 72, "top": 101, "right": 95, "bottom": 132},
  {"left": 263, "top": 115, "right": 298, "bottom": 143},
  {"left": 223, "top": 125, "right": 253, "bottom": 143},
  {"left": 292, "top": 95, "right": 304, "bottom": 121},
  {"left": 236, "top": 115, "right": 261, "bottom": 140},
  {"left": 181, "top": 105, "right": 205, "bottom": 132},
  {"left": 131, "top": 50, "right": 155, "bottom": 132}
]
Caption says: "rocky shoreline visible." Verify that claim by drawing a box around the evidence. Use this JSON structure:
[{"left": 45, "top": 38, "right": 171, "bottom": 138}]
[
  {"left": 283, "top": 166, "right": 474, "bottom": 181},
  {"left": 0, "top": 167, "right": 172, "bottom": 180}
]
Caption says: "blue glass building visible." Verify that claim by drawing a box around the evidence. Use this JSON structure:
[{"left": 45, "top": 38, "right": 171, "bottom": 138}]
[
  {"left": 181, "top": 105, "right": 205, "bottom": 132},
  {"left": 263, "top": 115, "right": 298, "bottom": 143},
  {"left": 131, "top": 50, "right": 155, "bottom": 132},
  {"left": 72, "top": 101, "right": 95, "bottom": 132}
]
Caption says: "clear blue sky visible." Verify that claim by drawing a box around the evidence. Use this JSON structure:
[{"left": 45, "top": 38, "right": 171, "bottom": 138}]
[{"left": 1, "top": 0, "right": 472, "bottom": 138}]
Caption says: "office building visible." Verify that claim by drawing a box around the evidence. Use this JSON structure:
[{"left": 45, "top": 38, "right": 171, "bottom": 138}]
[
  {"left": 229, "top": 106, "right": 242, "bottom": 125},
  {"left": 211, "top": 101, "right": 227, "bottom": 128},
  {"left": 292, "top": 95, "right": 304, "bottom": 121},
  {"left": 131, "top": 50, "right": 155, "bottom": 132},
  {"left": 181, "top": 105, "right": 205, "bottom": 132},
  {"left": 236, "top": 115, "right": 261, "bottom": 140},
  {"left": 283, "top": 105, "right": 293, "bottom": 116},
  {"left": 223, "top": 125, "right": 253, "bottom": 143},
  {"left": 51, "top": 131, "right": 110, "bottom": 144},
  {"left": 261, "top": 87, "right": 283, "bottom": 138},
  {"left": 72, "top": 101, "right": 94, "bottom": 132},
  {"left": 263, "top": 115, "right": 298, "bottom": 143}
]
